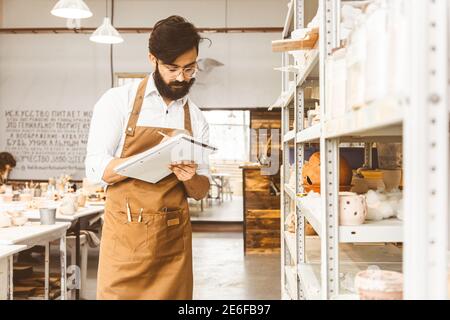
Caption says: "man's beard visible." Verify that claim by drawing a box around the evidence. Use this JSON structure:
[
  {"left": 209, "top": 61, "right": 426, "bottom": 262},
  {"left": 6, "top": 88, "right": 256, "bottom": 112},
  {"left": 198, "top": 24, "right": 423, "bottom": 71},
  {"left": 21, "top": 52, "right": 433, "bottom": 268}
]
[{"left": 153, "top": 65, "right": 195, "bottom": 101}]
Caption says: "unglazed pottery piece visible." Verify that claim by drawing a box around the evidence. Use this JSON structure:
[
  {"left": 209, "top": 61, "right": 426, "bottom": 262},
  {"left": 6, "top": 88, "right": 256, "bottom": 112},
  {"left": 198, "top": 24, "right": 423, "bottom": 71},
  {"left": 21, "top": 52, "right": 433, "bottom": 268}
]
[
  {"left": 339, "top": 192, "right": 367, "bottom": 226},
  {"left": 359, "top": 169, "right": 386, "bottom": 190},
  {"left": 302, "top": 152, "right": 352, "bottom": 188},
  {"left": 355, "top": 269, "right": 403, "bottom": 300},
  {"left": 381, "top": 169, "right": 402, "bottom": 192}
]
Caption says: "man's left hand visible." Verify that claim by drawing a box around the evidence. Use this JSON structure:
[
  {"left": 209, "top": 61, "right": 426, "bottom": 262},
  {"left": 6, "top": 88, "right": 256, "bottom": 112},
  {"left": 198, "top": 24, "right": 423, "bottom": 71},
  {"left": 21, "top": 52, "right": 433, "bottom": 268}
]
[{"left": 169, "top": 161, "right": 198, "bottom": 182}]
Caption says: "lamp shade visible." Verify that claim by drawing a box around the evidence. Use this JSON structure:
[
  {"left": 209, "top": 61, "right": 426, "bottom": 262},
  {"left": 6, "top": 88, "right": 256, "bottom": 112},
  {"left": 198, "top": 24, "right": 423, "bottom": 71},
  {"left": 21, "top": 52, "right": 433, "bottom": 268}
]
[
  {"left": 51, "top": 0, "right": 93, "bottom": 19},
  {"left": 90, "top": 17, "right": 124, "bottom": 44}
]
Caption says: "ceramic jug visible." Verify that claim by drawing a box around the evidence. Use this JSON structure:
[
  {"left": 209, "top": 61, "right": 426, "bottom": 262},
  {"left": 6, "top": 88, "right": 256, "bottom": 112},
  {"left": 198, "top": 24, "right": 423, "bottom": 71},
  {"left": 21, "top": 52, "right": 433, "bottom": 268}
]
[{"left": 339, "top": 192, "right": 368, "bottom": 226}]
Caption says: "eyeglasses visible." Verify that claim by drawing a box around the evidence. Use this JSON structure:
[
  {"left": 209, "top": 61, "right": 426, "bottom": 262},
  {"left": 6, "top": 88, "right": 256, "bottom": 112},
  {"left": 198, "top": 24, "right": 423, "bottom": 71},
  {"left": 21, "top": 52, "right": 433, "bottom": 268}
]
[{"left": 158, "top": 60, "right": 198, "bottom": 79}]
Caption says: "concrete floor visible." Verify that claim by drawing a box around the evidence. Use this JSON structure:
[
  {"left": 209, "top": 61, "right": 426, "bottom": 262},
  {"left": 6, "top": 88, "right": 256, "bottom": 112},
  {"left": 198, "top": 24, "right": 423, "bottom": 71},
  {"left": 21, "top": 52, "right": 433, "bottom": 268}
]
[{"left": 77, "top": 231, "right": 280, "bottom": 300}]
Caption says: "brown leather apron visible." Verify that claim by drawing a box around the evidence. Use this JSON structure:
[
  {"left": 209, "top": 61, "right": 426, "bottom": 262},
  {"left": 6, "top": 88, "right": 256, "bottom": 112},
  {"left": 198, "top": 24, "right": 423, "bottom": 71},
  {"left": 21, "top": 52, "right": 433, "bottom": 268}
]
[{"left": 97, "top": 76, "right": 195, "bottom": 300}]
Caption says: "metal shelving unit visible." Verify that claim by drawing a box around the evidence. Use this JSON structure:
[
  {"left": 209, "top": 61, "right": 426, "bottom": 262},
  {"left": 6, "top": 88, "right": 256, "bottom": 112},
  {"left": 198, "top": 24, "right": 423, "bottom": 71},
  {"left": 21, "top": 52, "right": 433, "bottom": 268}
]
[{"left": 278, "top": 0, "right": 449, "bottom": 300}]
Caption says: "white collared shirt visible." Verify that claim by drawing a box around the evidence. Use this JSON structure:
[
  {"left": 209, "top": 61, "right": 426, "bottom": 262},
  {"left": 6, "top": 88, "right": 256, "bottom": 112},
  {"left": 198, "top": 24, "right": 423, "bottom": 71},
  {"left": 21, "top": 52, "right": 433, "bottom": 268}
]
[{"left": 85, "top": 74, "right": 210, "bottom": 184}]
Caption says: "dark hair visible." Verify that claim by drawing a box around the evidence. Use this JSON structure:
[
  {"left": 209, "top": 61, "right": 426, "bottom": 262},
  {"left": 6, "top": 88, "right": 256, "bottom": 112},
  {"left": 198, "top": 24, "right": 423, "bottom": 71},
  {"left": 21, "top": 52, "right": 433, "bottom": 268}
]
[
  {"left": 149, "top": 15, "right": 202, "bottom": 64},
  {"left": 0, "top": 152, "right": 16, "bottom": 173}
]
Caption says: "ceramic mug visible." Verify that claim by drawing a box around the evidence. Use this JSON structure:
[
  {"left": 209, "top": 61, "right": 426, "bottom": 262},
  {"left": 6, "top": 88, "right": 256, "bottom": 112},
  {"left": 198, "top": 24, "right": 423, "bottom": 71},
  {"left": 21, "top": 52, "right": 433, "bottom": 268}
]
[{"left": 339, "top": 192, "right": 368, "bottom": 226}]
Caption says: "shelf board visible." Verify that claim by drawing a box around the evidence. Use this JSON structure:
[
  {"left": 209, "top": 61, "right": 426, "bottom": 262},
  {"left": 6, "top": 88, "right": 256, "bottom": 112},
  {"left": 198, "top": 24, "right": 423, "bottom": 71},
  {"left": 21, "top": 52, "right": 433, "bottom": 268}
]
[
  {"left": 284, "top": 183, "right": 296, "bottom": 200},
  {"left": 274, "top": 65, "right": 302, "bottom": 73},
  {"left": 296, "top": 124, "right": 321, "bottom": 143},
  {"left": 284, "top": 231, "right": 297, "bottom": 259},
  {"left": 272, "top": 32, "right": 318, "bottom": 52},
  {"left": 324, "top": 97, "right": 405, "bottom": 139},
  {"left": 297, "top": 198, "right": 403, "bottom": 243},
  {"left": 297, "top": 198, "right": 322, "bottom": 238},
  {"left": 283, "top": 130, "right": 296, "bottom": 143},
  {"left": 340, "top": 218, "right": 403, "bottom": 243}
]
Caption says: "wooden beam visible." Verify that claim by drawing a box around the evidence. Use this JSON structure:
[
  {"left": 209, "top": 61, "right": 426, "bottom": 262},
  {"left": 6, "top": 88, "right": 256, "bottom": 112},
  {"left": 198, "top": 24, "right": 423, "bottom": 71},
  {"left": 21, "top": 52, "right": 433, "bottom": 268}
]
[{"left": 0, "top": 27, "right": 283, "bottom": 34}]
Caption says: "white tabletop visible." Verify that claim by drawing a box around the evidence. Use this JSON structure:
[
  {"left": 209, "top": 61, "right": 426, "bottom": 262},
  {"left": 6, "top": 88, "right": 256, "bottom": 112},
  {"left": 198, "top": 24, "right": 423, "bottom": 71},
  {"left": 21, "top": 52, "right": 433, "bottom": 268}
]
[
  {"left": 0, "top": 222, "right": 71, "bottom": 245},
  {"left": 0, "top": 245, "right": 28, "bottom": 259},
  {"left": 23, "top": 205, "right": 104, "bottom": 222}
]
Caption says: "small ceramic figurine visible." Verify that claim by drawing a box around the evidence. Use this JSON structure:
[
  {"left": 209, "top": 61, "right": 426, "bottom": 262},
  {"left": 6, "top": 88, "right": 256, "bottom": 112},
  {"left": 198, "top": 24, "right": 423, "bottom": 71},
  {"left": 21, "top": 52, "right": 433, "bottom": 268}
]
[{"left": 339, "top": 192, "right": 368, "bottom": 226}]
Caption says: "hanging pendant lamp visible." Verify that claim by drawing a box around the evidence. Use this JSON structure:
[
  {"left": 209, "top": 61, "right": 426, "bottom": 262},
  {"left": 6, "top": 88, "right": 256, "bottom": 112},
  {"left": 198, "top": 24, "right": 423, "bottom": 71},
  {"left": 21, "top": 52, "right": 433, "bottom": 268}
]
[
  {"left": 51, "top": 0, "right": 93, "bottom": 19},
  {"left": 90, "top": 17, "right": 124, "bottom": 44}
]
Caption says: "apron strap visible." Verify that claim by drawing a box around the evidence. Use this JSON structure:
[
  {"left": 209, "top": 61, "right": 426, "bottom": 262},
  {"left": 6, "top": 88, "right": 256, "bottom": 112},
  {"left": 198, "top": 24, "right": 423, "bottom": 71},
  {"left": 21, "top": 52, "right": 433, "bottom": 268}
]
[{"left": 125, "top": 76, "right": 149, "bottom": 137}]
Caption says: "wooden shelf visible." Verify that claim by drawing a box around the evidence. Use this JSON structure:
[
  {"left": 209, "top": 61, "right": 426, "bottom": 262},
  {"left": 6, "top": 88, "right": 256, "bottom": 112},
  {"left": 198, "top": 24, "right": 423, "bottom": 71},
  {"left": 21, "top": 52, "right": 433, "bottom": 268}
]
[{"left": 272, "top": 30, "right": 319, "bottom": 53}]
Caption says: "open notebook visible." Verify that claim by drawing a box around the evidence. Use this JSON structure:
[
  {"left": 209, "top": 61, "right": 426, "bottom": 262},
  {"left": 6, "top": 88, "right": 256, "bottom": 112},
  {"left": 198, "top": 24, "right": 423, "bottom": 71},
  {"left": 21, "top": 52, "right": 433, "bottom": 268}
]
[{"left": 114, "top": 133, "right": 217, "bottom": 183}]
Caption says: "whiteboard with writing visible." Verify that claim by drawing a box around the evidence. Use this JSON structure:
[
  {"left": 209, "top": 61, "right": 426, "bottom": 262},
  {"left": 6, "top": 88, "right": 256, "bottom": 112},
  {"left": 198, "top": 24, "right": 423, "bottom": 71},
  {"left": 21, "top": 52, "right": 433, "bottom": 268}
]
[{"left": 0, "top": 108, "right": 92, "bottom": 180}]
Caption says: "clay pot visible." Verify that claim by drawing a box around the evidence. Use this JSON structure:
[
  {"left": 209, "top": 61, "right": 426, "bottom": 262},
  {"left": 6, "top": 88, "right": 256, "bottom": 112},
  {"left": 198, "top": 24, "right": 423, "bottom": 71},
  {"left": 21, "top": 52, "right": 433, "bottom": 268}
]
[
  {"left": 355, "top": 269, "right": 403, "bottom": 300},
  {"left": 339, "top": 192, "right": 367, "bottom": 226},
  {"left": 351, "top": 176, "right": 369, "bottom": 194},
  {"left": 381, "top": 169, "right": 402, "bottom": 192},
  {"left": 360, "top": 170, "right": 385, "bottom": 190},
  {"left": 302, "top": 152, "right": 352, "bottom": 188}
]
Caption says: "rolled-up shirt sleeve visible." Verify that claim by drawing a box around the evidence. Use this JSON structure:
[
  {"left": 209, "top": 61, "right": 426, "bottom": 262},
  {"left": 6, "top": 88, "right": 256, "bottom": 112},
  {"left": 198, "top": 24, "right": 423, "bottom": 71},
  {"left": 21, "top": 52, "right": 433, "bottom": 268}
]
[{"left": 85, "top": 89, "right": 124, "bottom": 185}]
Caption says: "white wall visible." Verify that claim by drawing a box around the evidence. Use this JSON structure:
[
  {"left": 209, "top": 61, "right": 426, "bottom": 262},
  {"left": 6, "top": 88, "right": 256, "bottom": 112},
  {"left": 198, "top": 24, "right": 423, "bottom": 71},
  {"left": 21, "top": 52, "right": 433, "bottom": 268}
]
[{"left": 0, "top": 0, "right": 288, "bottom": 179}]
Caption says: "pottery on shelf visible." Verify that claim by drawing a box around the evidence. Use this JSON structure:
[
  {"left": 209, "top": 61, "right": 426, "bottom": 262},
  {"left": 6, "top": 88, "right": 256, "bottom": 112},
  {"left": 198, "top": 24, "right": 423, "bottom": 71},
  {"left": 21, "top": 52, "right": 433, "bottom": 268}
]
[
  {"left": 350, "top": 175, "right": 369, "bottom": 194},
  {"left": 355, "top": 269, "right": 403, "bottom": 300},
  {"left": 381, "top": 169, "right": 402, "bottom": 192},
  {"left": 302, "top": 152, "right": 352, "bottom": 188},
  {"left": 339, "top": 192, "right": 367, "bottom": 226},
  {"left": 359, "top": 169, "right": 385, "bottom": 190}
]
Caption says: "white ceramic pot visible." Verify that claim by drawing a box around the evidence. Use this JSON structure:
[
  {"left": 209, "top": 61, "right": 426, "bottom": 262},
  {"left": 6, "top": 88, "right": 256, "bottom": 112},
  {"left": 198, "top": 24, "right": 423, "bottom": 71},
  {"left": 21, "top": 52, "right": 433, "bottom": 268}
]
[
  {"left": 0, "top": 213, "right": 12, "bottom": 228},
  {"left": 59, "top": 195, "right": 78, "bottom": 216},
  {"left": 339, "top": 192, "right": 367, "bottom": 226},
  {"left": 11, "top": 215, "right": 28, "bottom": 226}
]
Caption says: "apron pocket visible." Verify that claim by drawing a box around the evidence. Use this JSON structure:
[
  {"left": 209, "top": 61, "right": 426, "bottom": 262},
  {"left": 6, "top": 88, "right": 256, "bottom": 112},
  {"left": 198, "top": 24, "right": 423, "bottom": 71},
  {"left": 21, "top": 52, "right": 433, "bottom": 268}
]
[
  {"left": 108, "top": 211, "right": 153, "bottom": 261},
  {"left": 152, "top": 209, "right": 186, "bottom": 260}
]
